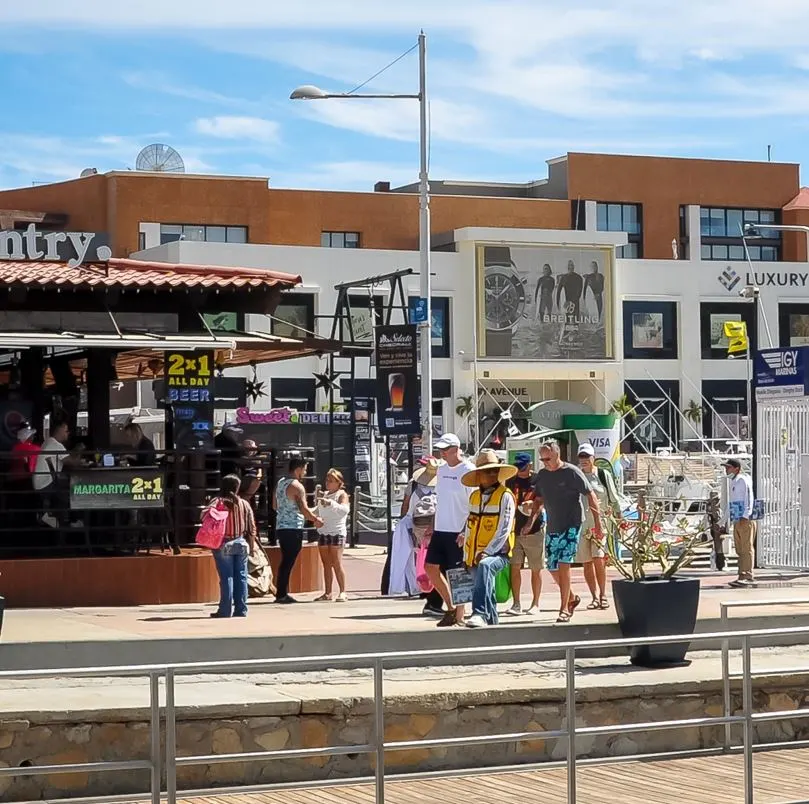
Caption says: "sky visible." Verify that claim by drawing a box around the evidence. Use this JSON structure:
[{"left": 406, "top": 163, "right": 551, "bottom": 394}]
[{"left": 3, "top": 1, "right": 809, "bottom": 192}]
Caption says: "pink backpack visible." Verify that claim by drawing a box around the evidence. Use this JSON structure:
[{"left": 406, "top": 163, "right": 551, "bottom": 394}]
[
  {"left": 195, "top": 502, "right": 230, "bottom": 549},
  {"left": 415, "top": 541, "right": 433, "bottom": 593}
]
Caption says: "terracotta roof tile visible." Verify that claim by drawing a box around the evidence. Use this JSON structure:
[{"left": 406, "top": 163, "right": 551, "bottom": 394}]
[{"left": 0, "top": 258, "right": 302, "bottom": 291}]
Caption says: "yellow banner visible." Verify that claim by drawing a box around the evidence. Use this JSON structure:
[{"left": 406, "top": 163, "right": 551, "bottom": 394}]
[{"left": 723, "top": 320, "right": 748, "bottom": 356}]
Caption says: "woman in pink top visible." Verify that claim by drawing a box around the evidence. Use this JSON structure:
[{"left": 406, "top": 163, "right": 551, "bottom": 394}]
[{"left": 10, "top": 424, "right": 40, "bottom": 483}]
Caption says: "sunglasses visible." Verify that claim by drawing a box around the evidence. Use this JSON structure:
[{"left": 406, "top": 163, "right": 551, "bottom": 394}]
[{"left": 540, "top": 457, "right": 553, "bottom": 463}]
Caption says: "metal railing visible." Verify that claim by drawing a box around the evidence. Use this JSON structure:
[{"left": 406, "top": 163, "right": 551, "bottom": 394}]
[
  {"left": 721, "top": 597, "right": 809, "bottom": 754},
  {"left": 4, "top": 620, "right": 809, "bottom": 804}
]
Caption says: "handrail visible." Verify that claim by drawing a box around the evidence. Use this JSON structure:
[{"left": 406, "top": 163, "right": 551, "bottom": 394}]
[
  {"left": 721, "top": 597, "right": 809, "bottom": 753},
  {"left": 5, "top": 622, "right": 809, "bottom": 803}
]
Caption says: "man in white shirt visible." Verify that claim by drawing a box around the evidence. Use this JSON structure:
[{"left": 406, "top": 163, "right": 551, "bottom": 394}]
[
  {"left": 425, "top": 433, "right": 475, "bottom": 627},
  {"left": 724, "top": 458, "right": 756, "bottom": 587},
  {"left": 33, "top": 420, "right": 71, "bottom": 528}
]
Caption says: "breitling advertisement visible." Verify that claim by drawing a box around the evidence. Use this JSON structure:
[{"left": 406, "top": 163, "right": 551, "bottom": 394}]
[{"left": 477, "top": 244, "right": 613, "bottom": 360}]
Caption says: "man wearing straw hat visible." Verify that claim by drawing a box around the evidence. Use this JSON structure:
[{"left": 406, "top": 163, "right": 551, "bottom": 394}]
[{"left": 461, "top": 450, "right": 517, "bottom": 628}]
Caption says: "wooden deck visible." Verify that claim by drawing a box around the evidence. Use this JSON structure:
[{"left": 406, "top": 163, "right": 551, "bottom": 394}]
[{"left": 177, "top": 747, "right": 809, "bottom": 804}]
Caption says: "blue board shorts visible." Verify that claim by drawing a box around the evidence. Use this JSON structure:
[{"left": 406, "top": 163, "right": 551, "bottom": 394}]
[{"left": 545, "top": 527, "right": 582, "bottom": 571}]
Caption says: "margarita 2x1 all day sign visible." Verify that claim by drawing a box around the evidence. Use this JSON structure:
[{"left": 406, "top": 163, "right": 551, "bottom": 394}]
[{"left": 69, "top": 468, "right": 166, "bottom": 511}]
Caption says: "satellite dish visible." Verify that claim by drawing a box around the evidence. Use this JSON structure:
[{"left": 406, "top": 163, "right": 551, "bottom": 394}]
[
  {"left": 80, "top": 167, "right": 98, "bottom": 178},
  {"left": 135, "top": 143, "right": 186, "bottom": 173}
]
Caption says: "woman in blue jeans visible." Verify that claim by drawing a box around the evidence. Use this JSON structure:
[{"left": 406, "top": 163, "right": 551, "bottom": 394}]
[{"left": 210, "top": 474, "right": 257, "bottom": 618}]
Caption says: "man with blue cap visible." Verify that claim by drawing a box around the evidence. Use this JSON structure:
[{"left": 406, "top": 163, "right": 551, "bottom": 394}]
[{"left": 505, "top": 452, "right": 545, "bottom": 615}]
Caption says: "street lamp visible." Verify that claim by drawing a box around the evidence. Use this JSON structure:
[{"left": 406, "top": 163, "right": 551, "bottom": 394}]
[{"left": 290, "top": 32, "right": 434, "bottom": 453}]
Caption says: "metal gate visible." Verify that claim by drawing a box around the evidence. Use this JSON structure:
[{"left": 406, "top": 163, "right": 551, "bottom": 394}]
[{"left": 757, "top": 397, "right": 809, "bottom": 569}]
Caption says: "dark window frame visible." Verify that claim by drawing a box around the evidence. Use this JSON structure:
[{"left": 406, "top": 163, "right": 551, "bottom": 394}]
[
  {"left": 699, "top": 207, "right": 781, "bottom": 261},
  {"left": 159, "top": 223, "right": 248, "bottom": 245},
  {"left": 595, "top": 202, "right": 643, "bottom": 258},
  {"left": 321, "top": 231, "right": 361, "bottom": 248},
  {"left": 270, "top": 377, "right": 317, "bottom": 412},
  {"left": 779, "top": 303, "right": 809, "bottom": 348},
  {"left": 699, "top": 302, "right": 757, "bottom": 360},
  {"left": 623, "top": 300, "right": 679, "bottom": 359}
]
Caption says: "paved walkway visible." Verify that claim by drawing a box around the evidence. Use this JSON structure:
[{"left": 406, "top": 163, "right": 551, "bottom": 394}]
[
  {"left": 156, "top": 746, "right": 809, "bottom": 803},
  {"left": 3, "top": 547, "right": 809, "bottom": 646}
]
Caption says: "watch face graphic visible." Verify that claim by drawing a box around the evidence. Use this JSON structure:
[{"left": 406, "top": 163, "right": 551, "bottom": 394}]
[{"left": 484, "top": 266, "right": 527, "bottom": 331}]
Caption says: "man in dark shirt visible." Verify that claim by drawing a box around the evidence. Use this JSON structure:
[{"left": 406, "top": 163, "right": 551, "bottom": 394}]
[
  {"left": 214, "top": 424, "right": 243, "bottom": 477},
  {"left": 123, "top": 423, "right": 156, "bottom": 466},
  {"left": 534, "top": 264, "right": 555, "bottom": 321},
  {"left": 505, "top": 452, "right": 544, "bottom": 615},
  {"left": 527, "top": 440, "right": 603, "bottom": 623},
  {"left": 556, "top": 260, "right": 584, "bottom": 319}
]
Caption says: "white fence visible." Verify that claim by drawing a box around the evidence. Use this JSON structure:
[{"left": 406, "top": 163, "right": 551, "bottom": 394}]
[{"left": 757, "top": 397, "right": 809, "bottom": 570}]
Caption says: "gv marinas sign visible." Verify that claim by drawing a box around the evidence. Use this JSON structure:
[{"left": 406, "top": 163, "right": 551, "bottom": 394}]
[{"left": 0, "top": 225, "right": 111, "bottom": 268}]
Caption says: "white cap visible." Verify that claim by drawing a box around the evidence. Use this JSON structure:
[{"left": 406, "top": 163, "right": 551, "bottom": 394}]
[
  {"left": 577, "top": 443, "right": 595, "bottom": 457},
  {"left": 434, "top": 433, "right": 461, "bottom": 449},
  {"left": 17, "top": 426, "right": 35, "bottom": 442}
]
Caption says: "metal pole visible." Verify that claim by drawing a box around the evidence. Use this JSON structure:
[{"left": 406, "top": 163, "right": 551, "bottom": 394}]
[
  {"left": 417, "top": 30, "right": 433, "bottom": 455},
  {"left": 373, "top": 658, "right": 386, "bottom": 804},
  {"left": 721, "top": 605, "right": 731, "bottom": 751},
  {"left": 328, "top": 352, "right": 336, "bottom": 470},
  {"left": 566, "top": 647, "right": 577, "bottom": 804},
  {"left": 165, "top": 668, "right": 177, "bottom": 804},
  {"left": 149, "top": 672, "right": 161, "bottom": 804},
  {"left": 741, "top": 635, "right": 754, "bottom": 804}
]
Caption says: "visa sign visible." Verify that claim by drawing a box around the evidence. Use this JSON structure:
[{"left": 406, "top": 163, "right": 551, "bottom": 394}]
[{"left": 754, "top": 347, "right": 809, "bottom": 400}]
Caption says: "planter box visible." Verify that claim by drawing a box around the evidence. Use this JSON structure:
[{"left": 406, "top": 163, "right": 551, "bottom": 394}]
[{"left": 612, "top": 577, "right": 700, "bottom": 667}]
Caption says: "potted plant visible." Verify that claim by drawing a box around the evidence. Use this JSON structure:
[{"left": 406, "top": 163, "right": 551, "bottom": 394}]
[
  {"left": 602, "top": 501, "right": 708, "bottom": 667},
  {"left": 610, "top": 394, "right": 637, "bottom": 453}
]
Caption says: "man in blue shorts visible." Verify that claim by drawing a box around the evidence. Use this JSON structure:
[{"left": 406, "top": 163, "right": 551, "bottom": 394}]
[{"left": 525, "top": 440, "right": 604, "bottom": 623}]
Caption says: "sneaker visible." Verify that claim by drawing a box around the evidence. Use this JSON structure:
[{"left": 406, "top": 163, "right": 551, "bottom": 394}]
[
  {"left": 465, "top": 614, "right": 487, "bottom": 628},
  {"left": 276, "top": 595, "right": 298, "bottom": 604},
  {"left": 728, "top": 579, "right": 750, "bottom": 588},
  {"left": 422, "top": 603, "right": 444, "bottom": 618},
  {"left": 525, "top": 605, "right": 539, "bottom": 616},
  {"left": 436, "top": 612, "right": 459, "bottom": 628},
  {"left": 40, "top": 513, "right": 58, "bottom": 529},
  {"left": 505, "top": 604, "right": 523, "bottom": 616}
]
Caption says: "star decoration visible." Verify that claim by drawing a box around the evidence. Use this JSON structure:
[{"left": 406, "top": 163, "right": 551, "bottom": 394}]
[
  {"left": 313, "top": 370, "right": 342, "bottom": 392},
  {"left": 246, "top": 363, "right": 267, "bottom": 403}
]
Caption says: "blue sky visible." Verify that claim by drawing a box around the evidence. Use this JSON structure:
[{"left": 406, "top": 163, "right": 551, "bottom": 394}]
[{"left": 3, "top": 0, "right": 809, "bottom": 191}]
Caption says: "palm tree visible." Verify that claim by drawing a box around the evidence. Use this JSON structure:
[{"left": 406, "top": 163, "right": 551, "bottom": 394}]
[
  {"left": 456, "top": 394, "right": 475, "bottom": 448},
  {"left": 682, "top": 399, "right": 703, "bottom": 440},
  {"left": 611, "top": 394, "right": 637, "bottom": 447}
]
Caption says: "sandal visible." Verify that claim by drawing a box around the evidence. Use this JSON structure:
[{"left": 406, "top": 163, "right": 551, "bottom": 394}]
[
  {"left": 586, "top": 599, "right": 600, "bottom": 610},
  {"left": 568, "top": 595, "right": 582, "bottom": 615},
  {"left": 599, "top": 596, "right": 610, "bottom": 610},
  {"left": 314, "top": 593, "right": 333, "bottom": 602},
  {"left": 556, "top": 610, "right": 572, "bottom": 623}
]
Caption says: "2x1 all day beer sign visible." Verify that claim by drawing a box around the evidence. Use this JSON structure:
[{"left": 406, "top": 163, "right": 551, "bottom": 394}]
[
  {"left": 69, "top": 468, "right": 166, "bottom": 510},
  {"left": 165, "top": 350, "right": 215, "bottom": 449}
]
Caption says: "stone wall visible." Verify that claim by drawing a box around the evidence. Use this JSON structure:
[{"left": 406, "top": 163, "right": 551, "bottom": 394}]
[{"left": 2, "top": 683, "right": 807, "bottom": 800}]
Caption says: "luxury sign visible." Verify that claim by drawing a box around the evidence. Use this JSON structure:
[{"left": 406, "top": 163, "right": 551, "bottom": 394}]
[
  {"left": 0, "top": 225, "right": 112, "bottom": 269},
  {"left": 719, "top": 265, "right": 809, "bottom": 292}
]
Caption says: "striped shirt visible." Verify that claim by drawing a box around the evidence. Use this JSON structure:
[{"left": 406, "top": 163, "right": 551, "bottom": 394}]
[{"left": 216, "top": 496, "right": 257, "bottom": 542}]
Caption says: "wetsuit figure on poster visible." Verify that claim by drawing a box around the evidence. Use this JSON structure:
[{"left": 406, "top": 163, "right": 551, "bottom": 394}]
[
  {"left": 583, "top": 260, "right": 605, "bottom": 321},
  {"left": 533, "top": 263, "right": 555, "bottom": 322},
  {"left": 556, "top": 260, "right": 583, "bottom": 320}
]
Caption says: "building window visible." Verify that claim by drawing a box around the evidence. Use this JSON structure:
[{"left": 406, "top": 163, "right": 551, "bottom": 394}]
[
  {"left": 624, "top": 380, "right": 680, "bottom": 453},
  {"left": 321, "top": 231, "right": 360, "bottom": 248},
  {"left": 596, "top": 202, "right": 642, "bottom": 258},
  {"left": 271, "top": 293, "right": 315, "bottom": 339},
  {"left": 407, "top": 296, "right": 451, "bottom": 358},
  {"left": 159, "top": 224, "right": 248, "bottom": 245},
  {"left": 699, "top": 302, "right": 756, "bottom": 359},
  {"left": 623, "top": 300, "right": 678, "bottom": 359},
  {"left": 271, "top": 377, "right": 316, "bottom": 412},
  {"left": 699, "top": 207, "right": 780, "bottom": 261},
  {"left": 138, "top": 232, "right": 146, "bottom": 251},
  {"left": 778, "top": 303, "right": 809, "bottom": 348},
  {"left": 336, "top": 294, "right": 383, "bottom": 342}
]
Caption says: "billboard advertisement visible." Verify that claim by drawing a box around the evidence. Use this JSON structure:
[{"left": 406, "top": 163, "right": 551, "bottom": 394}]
[
  {"left": 374, "top": 324, "right": 421, "bottom": 435},
  {"left": 476, "top": 244, "right": 613, "bottom": 360}
]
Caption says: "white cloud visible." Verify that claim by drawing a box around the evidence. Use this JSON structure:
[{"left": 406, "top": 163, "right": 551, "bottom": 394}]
[
  {"left": 123, "top": 71, "right": 249, "bottom": 107},
  {"left": 194, "top": 116, "right": 280, "bottom": 143}
]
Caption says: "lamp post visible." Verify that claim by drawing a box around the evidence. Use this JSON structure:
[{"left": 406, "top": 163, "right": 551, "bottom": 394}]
[{"left": 290, "top": 32, "right": 433, "bottom": 453}]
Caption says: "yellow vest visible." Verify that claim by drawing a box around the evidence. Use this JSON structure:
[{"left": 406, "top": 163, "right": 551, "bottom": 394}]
[{"left": 464, "top": 484, "right": 516, "bottom": 564}]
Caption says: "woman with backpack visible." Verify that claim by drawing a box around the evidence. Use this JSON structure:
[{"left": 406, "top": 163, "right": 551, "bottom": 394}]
[
  {"left": 576, "top": 444, "right": 621, "bottom": 611},
  {"left": 207, "top": 474, "right": 257, "bottom": 618}
]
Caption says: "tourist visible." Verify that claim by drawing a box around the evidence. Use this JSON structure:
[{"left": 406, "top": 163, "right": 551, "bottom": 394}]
[
  {"left": 214, "top": 424, "right": 243, "bottom": 478},
  {"left": 10, "top": 421, "right": 40, "bottom": 482},
  {"left": 239, "top": 439, "right": 263, "bottom": 503},
  {"left": 209, "top": 474, "right": 256, "bottom": 618},
  {"left": 315, "top": 468, "right": 351, "bottom": 602},
  {"left": 526, "top": 440, "right": 603, "bottom": 623},
  {"left": 426, "top": 433, "right": 475, "bottom": 628},
  {"left": 576, "top": 444, "right": 620, "bottom": 610},
  {"left": 122, "top": 422, "right": 156, "bottom": 466},
  {"left": 33, "top": 419, "right": 81, "bottom": 529},
  {"left": 462, "top": 450, "right": 517, "bottom": 628},
  {"left": 273, "top": 457, "right": 323, "bottom": 604},
  {"left": 507, "top": 452, "right": 544, "bottom": 615},
  {"left": 724, "top": 458, "right": 756, "bottom": 588}
]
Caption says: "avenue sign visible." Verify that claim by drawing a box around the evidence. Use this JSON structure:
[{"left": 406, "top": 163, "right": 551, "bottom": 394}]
[{"left": 0, "top": 225, "right": 111, "bottom": 269}]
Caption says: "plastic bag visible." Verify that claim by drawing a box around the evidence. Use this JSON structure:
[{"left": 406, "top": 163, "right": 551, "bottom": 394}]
[{"left": 494, "top": 565, "right": 512, "bottom": 604}]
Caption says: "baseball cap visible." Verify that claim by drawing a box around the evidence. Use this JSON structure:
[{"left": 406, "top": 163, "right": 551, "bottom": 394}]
[
  {"left": 722, "top": 458, "right": 741, "bottom": 469},
  {"left": 514, "top": 452, "right": 533, "bottom": 470},
  {"left": 434, "top": 433, "right": 461, "bottom": 450},
  {"left": 577, "top": 443, "right": 595, "bottom": 457}
]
